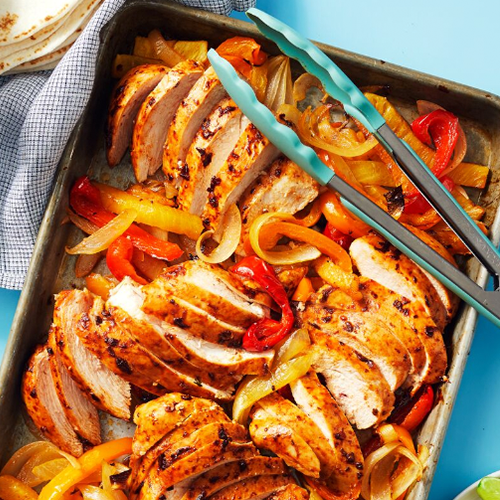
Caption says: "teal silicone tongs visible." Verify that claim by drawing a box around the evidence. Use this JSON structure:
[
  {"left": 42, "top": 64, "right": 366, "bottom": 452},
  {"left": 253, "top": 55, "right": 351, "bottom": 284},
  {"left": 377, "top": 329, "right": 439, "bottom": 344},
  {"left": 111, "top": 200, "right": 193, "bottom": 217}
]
[{"left": 207, "top": 8, "right": 500, "bottom": 328}]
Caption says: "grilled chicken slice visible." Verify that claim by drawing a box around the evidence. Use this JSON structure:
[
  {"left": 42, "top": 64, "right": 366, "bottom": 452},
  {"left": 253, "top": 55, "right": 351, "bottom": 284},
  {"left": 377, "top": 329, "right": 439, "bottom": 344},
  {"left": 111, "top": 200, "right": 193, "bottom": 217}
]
[
  {"left": 201, "top": 123, "right": 279, "bottom": 229},
  {"left": 290, "top": 371, "right": 363, "bottom": 497},
  {"left": 350, "top": 233, "right": 447, "bottom": 330},
  {"left": 23, "top": 346, "right": 85, "bottom": 456},
  {"left": 303, "top": 306, "right": 411, "bottom": 391},
  {"left": 53, "top": 290, "right": 131, "bottom": 420},
  {"left": 310, "top": 331, "right": 394, "bottom": 429},
  {"left": 108, "top": 278, "right": 273, "bottom": 376},
  {"left": 358, "top": 277, "right": 447, "bottom": 388},
  {"left": 47, "top": 328, "right": 101, "bottom": 446},
  {"left": 250, "top": 407, "right": 320, "bottom": 477},
  {"left": 163, "top": 66, "right": 226, "bottom": 186},
  {"left": 181, "top": 457, "right": 287, "bottom": 500},
  {"left": 144, "top": 261, "right": 268, "bottom": 329},
  {"left": 76, "top": 296, "right": 233, "bottom": 401},
  {"left": 131, "top": 61, "right": 204, "bottom": 182},
  {"left": 107, "top": 64, "right": 168, "bottom": 167},
  {"left": 132, "top": 403, "right": 232, "bottom": 493},
  {"left": 139, "top": 441, "right": 258, "bottom": 500},
  {"left": 404, "top": 223, "right": 460, "bottom": 324},
  {"left": 179, "top": 97, "right": 250, "bottom": 214},
  {"left": 268, "top": 485, "right": 309, "bottom": 500},
  {"left": 240, "top": 157, "right": 319, "bottom": 245},
  {"left": 209, "top": 475, "right": 295, "bottom": 500}
]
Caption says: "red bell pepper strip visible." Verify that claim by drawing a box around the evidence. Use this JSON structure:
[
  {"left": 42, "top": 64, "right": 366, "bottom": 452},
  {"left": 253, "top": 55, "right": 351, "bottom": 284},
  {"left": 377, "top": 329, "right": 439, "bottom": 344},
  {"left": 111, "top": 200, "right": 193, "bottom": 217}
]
[
  {"left": 231, "top": 256, "right": 294, "bottom": 352},
  {"left": 391, "top": 385, "right": 434, "bottom": 432},
  {"left": 404, "top": 110, "right": 459, "bottom": 214},
  {"left": 323, "top": 222, "right": 353, "bottom": 250},
  {"left": 70, "top": 176, "right": 183, "bottom": 261},
  {"left": 106, "top": 237, "right": 147, "bottom": 285}
]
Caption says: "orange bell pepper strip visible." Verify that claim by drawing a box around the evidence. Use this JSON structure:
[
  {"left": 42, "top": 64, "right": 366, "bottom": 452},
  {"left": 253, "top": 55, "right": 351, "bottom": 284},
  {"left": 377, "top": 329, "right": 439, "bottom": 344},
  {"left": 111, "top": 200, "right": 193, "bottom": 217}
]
[
  {"left": 391, "top": 385, "right": 435, "bottom": 432},
  {"left": 106, "top": 237, "right": 148, "bottom": 285},
  {"left": 39, "top": 438, "right": 132, "bottom": 500},
  {"left": 0, "top": 475, "right": 38, "bottom": 500},
  {"left": 85, "top": 273, "right": 116, "bottom": 300},
  {"left": 291, "top": 277, "right": 314, "bottom": 302},
  {"left": 216, "top": 36, "right": 267, "bottom": 66}
]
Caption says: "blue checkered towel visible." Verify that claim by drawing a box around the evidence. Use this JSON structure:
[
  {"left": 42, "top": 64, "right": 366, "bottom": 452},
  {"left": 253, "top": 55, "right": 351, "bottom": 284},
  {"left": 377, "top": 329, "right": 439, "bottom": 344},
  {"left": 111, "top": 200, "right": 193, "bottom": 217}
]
[{"left": 0, "top": 0, "right": 255, "bottom": 289}]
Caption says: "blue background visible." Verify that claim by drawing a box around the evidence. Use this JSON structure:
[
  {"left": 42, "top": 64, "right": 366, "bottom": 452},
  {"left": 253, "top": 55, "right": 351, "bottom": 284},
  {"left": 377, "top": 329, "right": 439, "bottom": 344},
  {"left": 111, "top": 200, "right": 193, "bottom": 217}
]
[{"left": 2, "top": 1, "right": 500, "bottom": 498}]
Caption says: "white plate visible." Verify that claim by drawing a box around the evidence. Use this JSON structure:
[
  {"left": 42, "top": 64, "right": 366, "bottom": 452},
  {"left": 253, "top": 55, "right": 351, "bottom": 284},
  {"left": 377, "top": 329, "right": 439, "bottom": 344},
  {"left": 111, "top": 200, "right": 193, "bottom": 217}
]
[{"left": 454, "top": 470, "right": 500, "bottom": 500}]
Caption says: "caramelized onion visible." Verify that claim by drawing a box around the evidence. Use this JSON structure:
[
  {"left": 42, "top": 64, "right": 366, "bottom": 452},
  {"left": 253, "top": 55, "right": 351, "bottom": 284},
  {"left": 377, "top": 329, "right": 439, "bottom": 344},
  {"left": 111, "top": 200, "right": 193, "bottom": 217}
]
[
  {"left": 196, "top": 205, "right": 241, "bottom": 263},
  {"left": 264, "top": 56, "right": 293, "bottom": 112},
  {"left": 293, "top": 73, "right": 323, "bottom": 104}
]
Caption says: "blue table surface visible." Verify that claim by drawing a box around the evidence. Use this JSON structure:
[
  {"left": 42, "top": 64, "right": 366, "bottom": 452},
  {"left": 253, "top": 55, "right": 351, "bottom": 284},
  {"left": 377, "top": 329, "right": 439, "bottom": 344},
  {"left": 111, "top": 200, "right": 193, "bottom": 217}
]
[{"left": 2, "top": 1, "right": 500, "bottom": 498}]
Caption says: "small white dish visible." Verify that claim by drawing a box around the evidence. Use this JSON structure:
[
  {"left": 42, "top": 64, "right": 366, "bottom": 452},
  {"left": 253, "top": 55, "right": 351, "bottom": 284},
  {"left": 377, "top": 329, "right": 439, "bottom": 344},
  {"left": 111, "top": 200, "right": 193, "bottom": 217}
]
[{"left": 454, "top": 470, "right": 500, "bottom": 500}]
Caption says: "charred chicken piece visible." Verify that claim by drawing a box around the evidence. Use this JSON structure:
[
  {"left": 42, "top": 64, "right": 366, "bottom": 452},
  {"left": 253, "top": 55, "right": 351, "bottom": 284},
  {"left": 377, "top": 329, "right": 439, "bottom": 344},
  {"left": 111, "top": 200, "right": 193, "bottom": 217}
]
[
  {"left": 107, "top": 64, "right": 168, "bottom": 167},
  {"left": 208, "top": 475, "right": 295, "bottom": 500},
  {"left": 131, "top": 60, "right": 204, "bottom": 182}
]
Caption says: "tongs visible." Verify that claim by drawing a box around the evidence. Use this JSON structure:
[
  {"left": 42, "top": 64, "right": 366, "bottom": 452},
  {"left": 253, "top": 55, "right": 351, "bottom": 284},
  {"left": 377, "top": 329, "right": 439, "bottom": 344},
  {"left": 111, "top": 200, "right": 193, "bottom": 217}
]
[{"left": 207, "top": 8, "right": 500, "bottom": 328}]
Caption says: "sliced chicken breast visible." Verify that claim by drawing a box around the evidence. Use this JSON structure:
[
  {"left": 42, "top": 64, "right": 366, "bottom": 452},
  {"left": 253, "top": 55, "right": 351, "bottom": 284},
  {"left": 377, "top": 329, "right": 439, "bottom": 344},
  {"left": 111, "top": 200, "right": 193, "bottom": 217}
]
[
  {"left": 107, "top": 64, "right": 168, "bottom": 167},
  {"left": 144, "top": 260, "right": 268, "bottom": 329},
  {"left": 53, "top": 290, "right": 131, "bottom": 420},
  {"left": 76, "top": 296, "right": 234, "bottom": 401},
  {"left": 358, "top": 277, "right": 447, "bottom": 388},
  {"left": 267, "top": 484, "right": 309, "bottom": 500},
  {"left": 139, "top": 441, "right": 257, "bottom": 500},
  {"left": 240, "top": 157, "right": 319, "bottom": 247},
  {"left": 179, "top": 97, "right": 250, "bottom": 214},
  {"left": 350, "top": 233, "right": 447, "bottom": 330},
  {"left": 163, "top": 66, "right": 226, "bottom": 186},
  {"left": 181, "top": 457, "right": 287, "bottom": 500},
  {"left": 290, "top": 371, "right": 363, "bottom": 497},
  {"left": 22, "top": 346, "right": 84, "bottom": 457},
  {"left": 310, "top": 331, "right": 395, "bottom": 430},
  {"left": 303, "top": 306, "right": 411, "bottom": 391},
  {"left": 201, "top": 123, "right": 279, "bottom": 229},
  {"left": 47, "top": 328, "right": 101, "bottom": 446},
  {"left": 403, "top": 223, "right": 460, "bottom": 324},
  {"left": 131, "top": 61, "right": 204, "bottom": 182},
  {"left": 208, "top": 475, "right": 295, "bottom": 500}
]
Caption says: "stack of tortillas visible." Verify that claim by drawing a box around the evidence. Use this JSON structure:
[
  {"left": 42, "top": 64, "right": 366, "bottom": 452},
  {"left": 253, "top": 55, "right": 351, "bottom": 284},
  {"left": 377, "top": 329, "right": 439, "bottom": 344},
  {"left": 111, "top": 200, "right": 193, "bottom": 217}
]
[{"left": 0, "top": 0, "right": 104, "bottom": 75}]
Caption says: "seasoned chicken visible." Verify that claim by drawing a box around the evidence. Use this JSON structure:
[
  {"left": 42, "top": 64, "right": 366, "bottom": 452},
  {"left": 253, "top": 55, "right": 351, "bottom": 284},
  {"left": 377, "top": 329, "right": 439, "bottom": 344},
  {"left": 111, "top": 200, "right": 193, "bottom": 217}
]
[
  {"left": 208, "top": 475, "right": 295, "bottom": 500},
  {"left": 76, "top": 296, "right": 234, "bottom": 401},
  {"left": 310, "top": 331, "right": 395, "bottom": 429},
  {"left": 179, "top": 97, "right": 250, "bottom": 214},
  {"left": 268, "top": 485, "right": 309, "bottom": 500},
  {"left": 404, "top": 223, "right": 460, "bottom": 324},
  {"left": 350, "top": 233, "right": 447, "bottom": 330},
  {"left": 47, "top": 328, "right": 101, "bottom": 446},
  {"left": 239, "top": 157, "right": 320, "bottom": 246},
  {"left": 53, "top": 290, "right": 131, "bottom": 420},
  {"left": 163, "top": 66, "right": 226, "bottom": 186},
  {"left": 131, "top": 61, "right": 204, "bottom": 182},
  {"left": 201, "top": 123, "right": 279, "bottom": 229},
  {"left": 22, "top": 346, "right": 85, "bottom": 456},
  {"left": 143, "top": 260, "right": 268, "bottom": 329},
  {"left": 302, "top": 305, "right": 411, "bottom": 391},
  {"left": 181, "top": 457, "right": 287, "bottom": 500},
  {"left": 107, "top": 64, "right": 168, "bottom": 167},
  {"left": 290, "top": 372, "right": 363, "bottom": 498},
  {"left": 108, "top": 279, "right": 273, "bottom": 377},
  {"left": 250, "top": 399, "right": 323, "bottom": 477}
]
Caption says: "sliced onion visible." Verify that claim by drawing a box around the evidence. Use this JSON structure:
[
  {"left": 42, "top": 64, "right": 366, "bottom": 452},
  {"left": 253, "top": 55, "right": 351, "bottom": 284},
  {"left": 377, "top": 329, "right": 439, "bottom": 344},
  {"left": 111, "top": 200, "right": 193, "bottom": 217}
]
[
  {"left": 232, "top": 351, "right": 314, "bottom": 424},
  {"left": 196, "top": 205, "right": 241, "bottom": 263},
  {"left": 101, "top": 462, "right": 128, "bottom": 500},
  {"left": 31, "top": 458, "right": 70, "bottom": 484},
  {"left": 274, "top": 328, "right": 310, "bottom": 366},
  {"left": 293, "top": 73, "right": 323, "bottom": 104},
  {"left": 361, "top": 442, "right": 423, "bottom": 500},
  {"left": 416, "top": 100, "right": 467, "bottom": 176},
  {"left": 147, "top": 29, "right": 183, "bottom": 66},
  {"left": 75, "top": 253, "right": 102, "bottom": 278},
  {"left": 249, "top": 212, "right": 321, "bottom": 265},
  {"left": 275, "top": 103, "right": 301, "bottom": 129},
  {"left": 66, "top": 210, "right": 137, "bottom": 255},
  {"left": 264, "top": 56, "right": 293, "bottom": 112},
  {"left": 1, "top": 442, "right": 59, "bottom": 478},
  {"left": 67, "top": 208, "right": 99, "bottom": 235},
  {"left": 79, "top": 485, "right": 112, "bottom": 500}
]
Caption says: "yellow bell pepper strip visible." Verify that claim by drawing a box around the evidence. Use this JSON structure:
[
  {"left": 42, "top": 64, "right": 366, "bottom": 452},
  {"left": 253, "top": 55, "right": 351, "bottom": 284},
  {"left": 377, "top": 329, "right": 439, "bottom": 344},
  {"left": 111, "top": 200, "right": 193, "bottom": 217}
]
[
  {"left": 85, "top": 274, "right": 116, "bottom": 300},
  {"left": 70, "top": 177, "right": 183, "bottom": 261},
  {"left": 0, "top": 475, "right": 38, "bottom": 500},
  {"left": 347, "top": 160, "right": 397, "bottom": 187},
  {"left": 313, "top": 256, "right": 361, "bottom": 301},
  {"left": 39, "top": 438, "right": 132, "bottom": 500},
  {"left": 94, "top": 182, "right": 203, "bottom": 241},
  {"left": 291, "top": 277, "right": 314, "bottom": 302},
  {"left": 447, "top": 162, "right": 489, "bottom": 189}
]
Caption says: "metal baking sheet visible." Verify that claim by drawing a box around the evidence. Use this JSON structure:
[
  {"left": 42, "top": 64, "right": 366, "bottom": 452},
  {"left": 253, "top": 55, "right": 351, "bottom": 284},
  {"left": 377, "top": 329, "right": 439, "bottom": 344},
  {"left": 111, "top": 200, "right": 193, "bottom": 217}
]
[{"left": 1, "top": 2, "right": 500, "bottom": 499}]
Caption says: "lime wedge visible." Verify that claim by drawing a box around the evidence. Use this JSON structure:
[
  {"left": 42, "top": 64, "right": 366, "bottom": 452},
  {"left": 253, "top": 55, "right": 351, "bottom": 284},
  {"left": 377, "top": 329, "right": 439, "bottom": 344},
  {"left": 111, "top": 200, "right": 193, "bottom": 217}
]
[{"left": 477, "top": 477, "right": 500, "bottom": 500}]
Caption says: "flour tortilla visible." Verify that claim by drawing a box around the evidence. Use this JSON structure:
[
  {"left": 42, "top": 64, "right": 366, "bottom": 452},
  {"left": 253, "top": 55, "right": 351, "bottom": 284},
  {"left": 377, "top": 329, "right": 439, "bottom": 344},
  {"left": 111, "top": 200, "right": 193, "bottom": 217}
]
[
  {"left": 0, "top": 0, "right": 81, "bottom": 46},
  {"left": 0, "top": 0, "right": 102, "bottom": 75}
]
